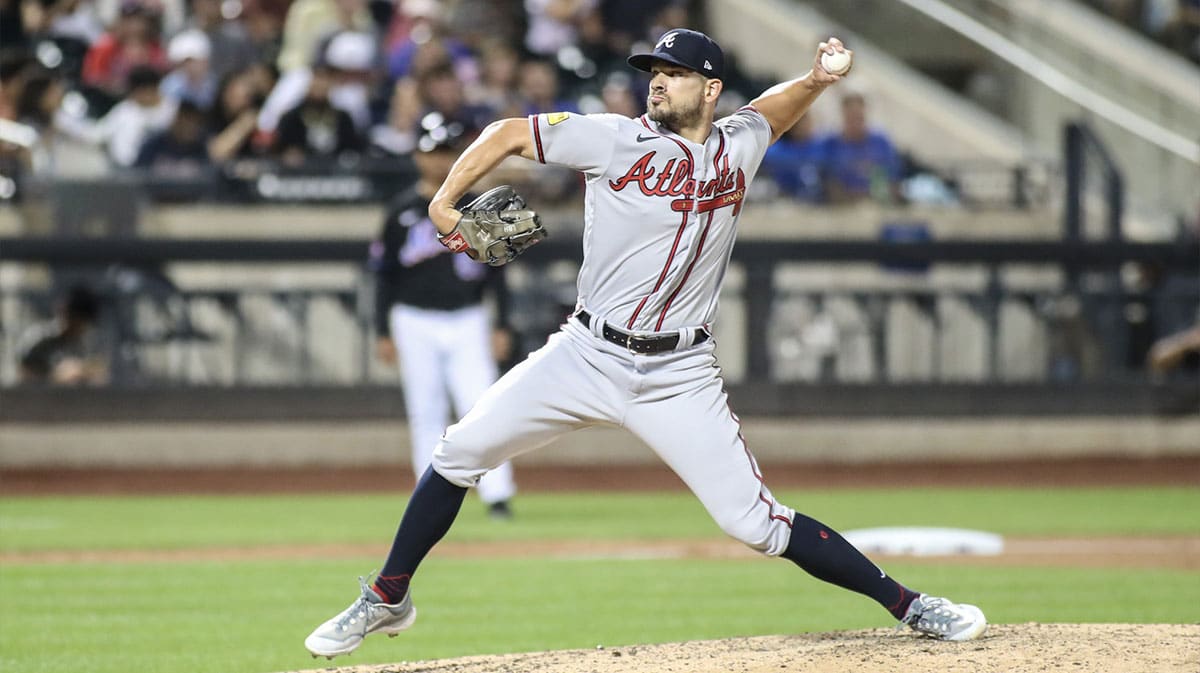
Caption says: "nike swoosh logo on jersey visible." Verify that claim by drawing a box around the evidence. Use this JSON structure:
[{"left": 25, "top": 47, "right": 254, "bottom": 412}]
[{"left": 635, "top": 134, "right": 660, "bottom": 143}]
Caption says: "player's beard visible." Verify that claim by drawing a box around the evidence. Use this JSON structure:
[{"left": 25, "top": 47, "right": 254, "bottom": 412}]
[{"left": 648, "top": 94, "right": 704, "bottom": 133}]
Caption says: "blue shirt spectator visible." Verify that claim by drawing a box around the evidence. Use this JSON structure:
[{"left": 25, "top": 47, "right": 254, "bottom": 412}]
[
  {"left": 821, "top": 93, "right": 902, "bottom": 204},
  {"left": 388, "top": 32, "right": 476, "bottom": 84},
  {"left": 762, "top": 113, "right": 827, "bottom": 203},
  {"left": 518, "top": 59, "right": 580, "bottom": 116}
]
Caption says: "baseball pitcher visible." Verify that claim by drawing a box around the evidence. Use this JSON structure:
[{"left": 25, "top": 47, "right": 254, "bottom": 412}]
[{"left": 305, "top": 31, "right": 988, "bottom": 659}]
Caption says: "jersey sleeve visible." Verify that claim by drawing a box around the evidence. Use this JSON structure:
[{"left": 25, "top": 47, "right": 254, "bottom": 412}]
[
  {"left": 529, "top": 112, "right": 619, "bottom": 178},
  {"left": 718, "top": 105, "right": 774, "bottom": 169}
]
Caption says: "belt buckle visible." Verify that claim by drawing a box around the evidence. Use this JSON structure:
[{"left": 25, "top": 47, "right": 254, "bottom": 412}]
[{"left": 625, "top": 333, "right": 636, "bottom": 353}]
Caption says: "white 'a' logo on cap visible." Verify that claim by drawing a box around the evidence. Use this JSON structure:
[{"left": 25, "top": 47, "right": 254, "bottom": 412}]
[
  {"left": 704, "top": 60, "right": 712, "bottom": 70},
  {"left": 657, "top": 32, "right": 677, "bottom": 49}
]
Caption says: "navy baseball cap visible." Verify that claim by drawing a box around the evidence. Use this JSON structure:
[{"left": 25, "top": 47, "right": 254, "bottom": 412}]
[{"left": 628, "top": 29, "right": 724, "bottom": 79}]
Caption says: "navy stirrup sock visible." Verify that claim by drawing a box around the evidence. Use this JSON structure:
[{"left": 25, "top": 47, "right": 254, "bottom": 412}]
[
  {"left": 782, "top": 513, "right": 919, "bottom": 620},
  {"left": 373, "top": 467, "right": 467, "bottom": 603}
]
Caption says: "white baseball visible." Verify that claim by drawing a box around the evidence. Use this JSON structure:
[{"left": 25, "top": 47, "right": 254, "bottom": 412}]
[{"left": 821, "top": 50, "right": 852, "bottom": 75}]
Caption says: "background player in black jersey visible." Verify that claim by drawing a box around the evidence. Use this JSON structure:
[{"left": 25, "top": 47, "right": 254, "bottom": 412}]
[{"left": 369, "top": 113, "right": 518, "bottom": 518}]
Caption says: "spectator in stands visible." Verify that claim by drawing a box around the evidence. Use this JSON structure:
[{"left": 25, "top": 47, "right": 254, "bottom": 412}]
[
  {"left": 517, "top": 58, "right": 577, "bottom": 116},
  {"left": 237, "top": 0, "right": 285, "bottom": 69},
  {"left": 135, "top": 98, "right": 206, "bottom": 170},
  {"left": 440, "top": 0, "right": 521, "bottom": 49},
  {"left": 555, "top": 7, "right": 623, "bottom": 97},
  {"left": 762, "top": 111, "right": 826, "bottom": 203},
  {"left": 368, "top": 76, "right": 419, "bottom": 156},
  {"left": 14, "top": 66, "right": 59, "bottom": 123},
  {"left": 19, "top": 0, "right": 105, "bottom": 47},
  {"left": 95, "top": 63, "right": 176, "bottom": 166},
  {"left": 645, "top": 0, "right": 691, "bottom": 44},
  {"left": 92, "top": 0, "right": 187, "bottom": 39},
  {"left": 206, "top": 70, "right": 271, "bottom": 162},
  {"left": 160, "top": 28, "right": 216, "bottom": 109},
  {"left": 821, "top": 92, "right": 902, "bottom": 205},
  {"left": 599, "top": 71, "right": 640, "bottom": 117},
  {"left": 81, "top": 2, "right": 166, "bottom": 98},
  {"left": 600, "top": 0, "right": 670, "bottom": 57},
  {"left": 12, "top": 64, "right": 110, "bottom": 175},
  {"left": 241, "top": 58, "right": 278, "bottom": 103},
  {"left": 272, "top": 56, "right": 362, "bottom": 166},
  {"left": 385, "top": 0, "right": 476, "bottom": 86},
  {"left": 275, "top": 0, "right": 372, "bottom": 75},
  {"left": 185, "top": 0, "right": 259, "bottom": 81},
  {"left": 471, "top": 39, "right": 524, "bottom": 119},
  {"left": 18, "top": 284, "right": 108, "bottom": 386},
  {"left": 259, "top": 29, "right": 377, "bottom": 134},
  {"left": 1, "top": 50, "right": 37, "bottom": 120},
  {"left": 416, "top": 61, "right": 493, "bottom": 130},
  {"left": 523, "top": 0, "right": 597, "bottom": 59}
]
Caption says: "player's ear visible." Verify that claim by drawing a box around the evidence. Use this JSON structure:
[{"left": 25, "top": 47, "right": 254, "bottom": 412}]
[{"left": 706, "top": 78, "right": 722, "bottom": 101}]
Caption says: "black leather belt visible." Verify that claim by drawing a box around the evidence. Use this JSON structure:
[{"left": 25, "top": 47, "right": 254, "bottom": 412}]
[{"left": 575, "top": 309, "right": 710, "bottom": 354}]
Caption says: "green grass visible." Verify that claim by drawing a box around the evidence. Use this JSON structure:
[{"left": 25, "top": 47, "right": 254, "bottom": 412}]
[
  {"left": 2, "top": 487, "right": 1198, "bottom": 553},
  {"left": 2, "top": 557, "right": 1197, "bottom": 673},
  {"left": 1, "top": 487, "right": 1198, "bottom": 673}
]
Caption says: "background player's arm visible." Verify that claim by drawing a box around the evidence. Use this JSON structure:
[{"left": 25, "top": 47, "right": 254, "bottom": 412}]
[
  {"left": 750, "top": 38, "right": 851, "bottom": 144},
  {"left": 429, "top": 119, "right": 537, "bottom": 236}
]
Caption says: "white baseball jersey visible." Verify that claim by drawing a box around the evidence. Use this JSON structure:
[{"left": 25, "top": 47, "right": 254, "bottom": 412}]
[
  {"left": 432, "top": 106, "right": 797, "bottom": 559},
  {"left": 528, "top": 107, "right": 772, "bottom": 333}
]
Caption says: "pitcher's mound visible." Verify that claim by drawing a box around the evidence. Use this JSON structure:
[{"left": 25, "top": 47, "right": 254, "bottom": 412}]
[{"left": 290, "top": 623, "right": 1197, "bottom": 673}]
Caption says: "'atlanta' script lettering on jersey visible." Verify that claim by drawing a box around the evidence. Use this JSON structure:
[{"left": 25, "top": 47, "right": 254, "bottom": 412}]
[{"left": 608, "top": 151, "right": 746, "bottom": 214}]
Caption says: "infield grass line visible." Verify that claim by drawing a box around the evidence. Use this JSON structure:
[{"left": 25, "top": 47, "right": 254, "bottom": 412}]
[{"left": 2, "top": 487, "right": 1198, "bottom": 554}]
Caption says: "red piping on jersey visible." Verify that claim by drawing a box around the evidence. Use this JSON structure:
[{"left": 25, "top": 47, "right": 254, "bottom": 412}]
[
  {"left": 712, "top": 127, "right": 725, "bottom": 173},
  {"left": 532, "top": 115, "right": 545, "bottom": 163},
  {"left": 653, "top": 128, "right": 725, "bottom": 330},
  {"left": 626, "top": 208, "right": 688, "bottom": 330},
  {"left": 728, "top": 403, "right": 793, "bottom": 528},
  {"left": 626, "top": 116, "right": 697, "bottom": 330},
  {"left": 654, "top": 211, "right": 714, "bottom": 330}
]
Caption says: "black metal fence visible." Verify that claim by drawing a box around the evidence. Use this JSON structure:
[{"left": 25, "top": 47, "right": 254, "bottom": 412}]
[
  {"left": 2, "top": 120, "right": 1196, "bottom": 417},
  {"left": 2, "top": 235, "right": 1196, "bottom": 411}
]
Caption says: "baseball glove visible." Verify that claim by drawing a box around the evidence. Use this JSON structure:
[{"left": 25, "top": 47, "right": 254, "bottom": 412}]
[{"left": 438, "top": 185, "right": 546, "bottom": 266}]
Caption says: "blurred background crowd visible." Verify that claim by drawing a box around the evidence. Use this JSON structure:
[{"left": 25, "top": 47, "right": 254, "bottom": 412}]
[
  {"left": 0, "top": 0, "right": 929, "bottom": 206},
  {"left": 0, "top": 0, "right": 1196, "bottom": 398}
]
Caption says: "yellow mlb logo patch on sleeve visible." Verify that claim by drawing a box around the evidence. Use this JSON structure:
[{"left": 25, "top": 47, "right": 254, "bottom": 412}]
[{"left": 546, "top": 112, "right": 571, "bottom": 126}]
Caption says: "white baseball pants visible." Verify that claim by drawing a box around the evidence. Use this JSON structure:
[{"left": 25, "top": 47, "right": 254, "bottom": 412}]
[
  {"left": 433, "top": 316, "right": 795, "bottom": 555},
  {"left": 390, "top": 303, "right": 516, "bottom": 505}
]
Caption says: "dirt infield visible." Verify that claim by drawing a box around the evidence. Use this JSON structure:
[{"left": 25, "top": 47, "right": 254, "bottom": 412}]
[{"left": 285, "top": 624, "right": 1199, "bottom": 673}]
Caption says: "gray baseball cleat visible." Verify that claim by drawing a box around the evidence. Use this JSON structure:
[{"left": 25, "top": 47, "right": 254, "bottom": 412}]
[
  {"left": 304, "top": 576, "right": 417, "bottom": 659},
  {"left": 899, "top": 594, "right": 988, "bottom": 641}
]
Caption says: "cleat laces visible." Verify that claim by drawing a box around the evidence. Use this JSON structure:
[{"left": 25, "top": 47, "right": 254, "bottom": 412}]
[{"left": 332, "top": 576, "right": 380, "bottom": 638}]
